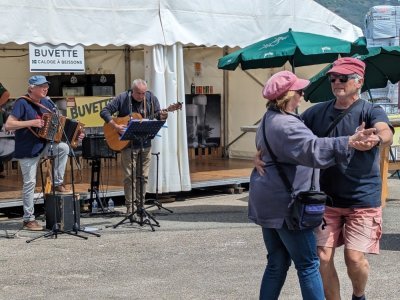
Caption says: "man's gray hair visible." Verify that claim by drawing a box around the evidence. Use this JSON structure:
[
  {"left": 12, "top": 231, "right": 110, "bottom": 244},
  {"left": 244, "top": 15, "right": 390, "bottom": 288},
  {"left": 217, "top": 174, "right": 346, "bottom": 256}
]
[
  {"left": 132, "top": 79, "right": 147, "bottom": 89},
  {"left": 27, "top": 84, "right": 36, "bottom": 93},
  {"left": 352, "top": 74, "right": 363, "bottom": 95}
]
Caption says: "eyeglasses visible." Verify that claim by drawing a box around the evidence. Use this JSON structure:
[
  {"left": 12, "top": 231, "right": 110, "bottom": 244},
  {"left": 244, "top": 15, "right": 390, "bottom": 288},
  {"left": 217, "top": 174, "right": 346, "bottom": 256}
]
[
  {"left": 295, "top": 90, "right": 304, "bottom": 96},
  {"left": 329, "top": 74, "right": 358, "bottom": 83},
  {"left": 35, "top": 84, "right": 49, "bottom": 89}
]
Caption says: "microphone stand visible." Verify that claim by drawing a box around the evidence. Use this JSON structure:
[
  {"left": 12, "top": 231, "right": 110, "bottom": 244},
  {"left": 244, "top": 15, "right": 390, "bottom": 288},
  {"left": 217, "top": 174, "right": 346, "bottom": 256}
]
[
  {"left": 145, "top": 152, "right": 173, "bottom": 213},
  {"left": 27, "top": 101, "right": 88, "bottom": 242},
  {"left": 68, "top": 145, "right": 100, "bottom": 237}
]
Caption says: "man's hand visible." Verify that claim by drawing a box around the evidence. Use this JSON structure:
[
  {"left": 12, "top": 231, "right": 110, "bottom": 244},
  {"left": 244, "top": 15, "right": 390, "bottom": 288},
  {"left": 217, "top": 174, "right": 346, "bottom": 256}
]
[
  {"left": 348, "top": 122, "right": 379, "bottom": 151},
  {"left": 254, "top": 150, "right": 265, "bottom": 176},
  {"left": 159, "top": 110, "right": 168, "bottom": 120},
  {"left": 30, "top": 118, "right": 44, "bottom": 128},
  {"left": 108, "top": 120, "right": 126, "bottom": 135}
]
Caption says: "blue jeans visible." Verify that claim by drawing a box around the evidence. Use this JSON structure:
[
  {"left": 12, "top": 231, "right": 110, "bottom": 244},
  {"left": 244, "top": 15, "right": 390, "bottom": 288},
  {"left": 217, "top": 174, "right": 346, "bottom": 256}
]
[
  {"left": 260, "top": 225, "right": 324, "bottom": 300},
  {"left": 18, "top": 142, "right": 69, "bottom": 222}
]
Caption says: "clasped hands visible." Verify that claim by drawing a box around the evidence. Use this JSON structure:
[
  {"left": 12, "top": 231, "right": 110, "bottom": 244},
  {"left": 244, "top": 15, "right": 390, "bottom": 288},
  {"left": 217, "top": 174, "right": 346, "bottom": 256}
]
[
  {"left": 253, "top": 122, "right": 381, "bottom": 176},
  {"left": 348, "top": 122, "right": 380, "bottom": 151}
]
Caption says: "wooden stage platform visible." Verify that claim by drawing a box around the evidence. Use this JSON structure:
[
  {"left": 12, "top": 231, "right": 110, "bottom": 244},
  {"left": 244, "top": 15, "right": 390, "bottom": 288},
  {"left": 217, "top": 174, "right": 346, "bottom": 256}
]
[{"left": 0, "top": 156, "right": 253, "bottom": 208}]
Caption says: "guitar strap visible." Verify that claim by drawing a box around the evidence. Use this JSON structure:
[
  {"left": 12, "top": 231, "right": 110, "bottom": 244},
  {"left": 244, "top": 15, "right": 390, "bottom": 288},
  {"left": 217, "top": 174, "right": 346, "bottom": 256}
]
[
  {"left": 143, "top": 91, "right": 147, "bottom": 118},
  {"left": 128, "top": 90, "right": 132, "bottom": 117},
  {"left": 149, "top": 91, "right": 155, "bottom": 118},
  {"left": 128, "top": 89, "right": 153, "bottom": 119}
]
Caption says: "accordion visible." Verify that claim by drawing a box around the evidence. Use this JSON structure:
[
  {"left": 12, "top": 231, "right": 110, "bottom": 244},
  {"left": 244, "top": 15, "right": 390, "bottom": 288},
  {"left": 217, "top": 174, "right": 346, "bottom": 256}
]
[{"left": 36, "top": 113, "right": 84, "bottom": 148}]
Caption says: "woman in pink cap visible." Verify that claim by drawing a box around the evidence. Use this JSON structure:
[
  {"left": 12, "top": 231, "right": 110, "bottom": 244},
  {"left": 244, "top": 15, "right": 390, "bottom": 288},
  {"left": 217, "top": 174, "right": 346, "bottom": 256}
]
[{"left": 248, "top": 70, "right": 376, "bottom": 300}]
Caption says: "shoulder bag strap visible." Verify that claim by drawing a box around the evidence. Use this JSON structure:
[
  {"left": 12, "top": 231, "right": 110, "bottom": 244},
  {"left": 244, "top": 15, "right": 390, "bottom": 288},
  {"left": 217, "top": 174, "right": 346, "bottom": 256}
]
[
  {"left": 261, "top": 114, "right": 295, "bottom": 194},
  {"left": 262, "top": 114, "right": 317, "bottom": 193},
  {"left": 324, "top": 99, "right": 363, "bottom": 137}
]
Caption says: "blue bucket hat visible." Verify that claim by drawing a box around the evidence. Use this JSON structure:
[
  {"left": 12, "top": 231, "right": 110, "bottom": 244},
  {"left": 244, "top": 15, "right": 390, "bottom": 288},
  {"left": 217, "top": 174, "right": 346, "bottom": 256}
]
[{"left": 28, "top": 75, "right": 50, "bottom": 86}]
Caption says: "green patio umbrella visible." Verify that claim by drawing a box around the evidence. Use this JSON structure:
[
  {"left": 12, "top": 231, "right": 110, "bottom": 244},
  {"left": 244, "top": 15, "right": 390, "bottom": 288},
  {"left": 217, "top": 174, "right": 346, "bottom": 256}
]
[
  {"left": 217, "top": 29, "right": 367, "bottom": 71},
  {"left": 304, "top": 46, "right": 400, "bottom": 103}
]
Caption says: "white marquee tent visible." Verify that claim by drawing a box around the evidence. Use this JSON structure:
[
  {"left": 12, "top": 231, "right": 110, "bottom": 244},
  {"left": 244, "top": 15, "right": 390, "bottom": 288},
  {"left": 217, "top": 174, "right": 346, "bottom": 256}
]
[{"left": 0, "top": 0, "right": 363, "bottom": 192}]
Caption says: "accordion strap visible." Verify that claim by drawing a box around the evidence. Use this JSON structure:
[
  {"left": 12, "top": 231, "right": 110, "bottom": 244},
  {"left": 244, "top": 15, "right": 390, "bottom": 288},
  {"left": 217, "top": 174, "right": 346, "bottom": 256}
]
[{"left": 18, "top": 95, "right": 53, "bottom": 139}]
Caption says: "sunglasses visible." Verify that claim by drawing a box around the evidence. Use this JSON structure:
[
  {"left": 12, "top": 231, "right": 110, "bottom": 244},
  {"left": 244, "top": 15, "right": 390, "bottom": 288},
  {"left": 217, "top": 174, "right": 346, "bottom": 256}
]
[{"left": 329, "top": 74, "right": 358, "bottom": 83}]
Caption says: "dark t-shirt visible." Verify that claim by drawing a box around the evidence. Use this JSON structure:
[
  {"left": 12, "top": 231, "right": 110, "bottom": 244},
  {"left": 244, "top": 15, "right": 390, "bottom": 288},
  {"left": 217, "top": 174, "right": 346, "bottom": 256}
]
[
  {"left": 11, "top": 96, "right": 54, "bottom": 158},
  {"left": 301, "top": 99, "right": 392, "bottom": 208},
  {"left": 100, "top": 90, "right": 161, "bottom": 148}
]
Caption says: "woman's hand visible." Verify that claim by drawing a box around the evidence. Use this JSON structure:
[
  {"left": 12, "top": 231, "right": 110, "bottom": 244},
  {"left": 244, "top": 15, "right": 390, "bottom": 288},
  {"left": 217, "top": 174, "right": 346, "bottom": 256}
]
[
  {"left": 254, "top": 150, "right": 266, "bottom": 176},
  {"left": 348, "top": 122, "right": 379, "bottom": 150}
]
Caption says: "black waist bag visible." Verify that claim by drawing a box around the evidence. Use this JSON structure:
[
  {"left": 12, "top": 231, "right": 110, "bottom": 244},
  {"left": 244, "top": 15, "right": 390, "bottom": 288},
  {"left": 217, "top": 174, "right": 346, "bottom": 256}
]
[{"left": 290, "top": 190, "right": 330, "bottom": 230}]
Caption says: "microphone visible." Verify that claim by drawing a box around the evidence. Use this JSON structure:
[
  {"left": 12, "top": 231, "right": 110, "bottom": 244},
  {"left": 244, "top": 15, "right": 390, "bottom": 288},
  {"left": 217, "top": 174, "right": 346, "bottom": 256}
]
[{"left": 46, "top": 97, "right": 58, "bottom": 112}]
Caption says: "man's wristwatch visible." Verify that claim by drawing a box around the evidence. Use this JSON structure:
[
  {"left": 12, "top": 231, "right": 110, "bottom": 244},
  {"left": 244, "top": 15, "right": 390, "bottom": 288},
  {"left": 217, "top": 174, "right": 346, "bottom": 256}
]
[{"left": 376, "top": 135, "right": 383, "bottom": 147}]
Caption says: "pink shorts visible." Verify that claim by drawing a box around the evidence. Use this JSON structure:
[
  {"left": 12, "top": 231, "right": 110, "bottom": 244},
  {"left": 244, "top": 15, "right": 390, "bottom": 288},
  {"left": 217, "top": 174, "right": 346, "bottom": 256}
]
[{"left": 315, "top": 206, "right": 382, "bottom": 254}]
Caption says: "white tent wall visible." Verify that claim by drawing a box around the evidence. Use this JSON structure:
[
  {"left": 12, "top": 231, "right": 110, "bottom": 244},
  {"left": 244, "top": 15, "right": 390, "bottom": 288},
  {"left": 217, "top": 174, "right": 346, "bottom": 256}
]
[
  {"left": 0, "top": 0, "right": 364, "bottom": 191},
  {"left": 144, "top": 44, "right": 191, "bottom": 193}
]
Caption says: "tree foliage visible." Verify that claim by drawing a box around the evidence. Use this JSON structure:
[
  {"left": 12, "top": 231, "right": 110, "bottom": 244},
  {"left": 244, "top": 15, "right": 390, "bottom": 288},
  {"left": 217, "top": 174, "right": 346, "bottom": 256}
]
[{"left": 315, "top": 0, "right": 400, "bottom": 29}]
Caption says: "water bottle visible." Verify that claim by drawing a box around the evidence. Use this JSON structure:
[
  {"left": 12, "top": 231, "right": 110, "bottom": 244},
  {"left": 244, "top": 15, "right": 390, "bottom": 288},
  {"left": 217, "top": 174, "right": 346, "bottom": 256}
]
[
  {"left": 108, "top": 198, "right": 115, "bottom": 212},
  {"left": 91, "top": 200, "right": 98, "bottom": 214},
  {"left": 191, "top": 80, "right": 195, "bottom": 94}
]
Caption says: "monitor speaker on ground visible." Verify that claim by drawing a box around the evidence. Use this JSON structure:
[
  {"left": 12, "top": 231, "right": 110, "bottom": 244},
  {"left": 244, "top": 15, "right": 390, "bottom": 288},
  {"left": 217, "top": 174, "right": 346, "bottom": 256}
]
[
  {"left": 45, "top": 194, "right": 80, "bottom": 231},
  {"left": 82, "top": 134, "right": 116, "bottom": 159}
]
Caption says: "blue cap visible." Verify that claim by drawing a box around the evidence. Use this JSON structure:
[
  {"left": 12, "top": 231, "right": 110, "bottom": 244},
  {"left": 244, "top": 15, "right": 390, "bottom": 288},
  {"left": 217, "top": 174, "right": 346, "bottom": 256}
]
[{"left": 28, "top": 75, "right": 50, "bottom": 86}]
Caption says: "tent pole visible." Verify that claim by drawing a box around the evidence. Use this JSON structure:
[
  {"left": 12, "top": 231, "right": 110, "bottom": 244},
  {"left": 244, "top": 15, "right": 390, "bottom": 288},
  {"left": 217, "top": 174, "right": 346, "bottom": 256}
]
[
  {"left": 222, "top": 46, "right": 229, "bottom": 158},
  {"left": 124, "top": 45, "right": 131, "bottom": 90}
]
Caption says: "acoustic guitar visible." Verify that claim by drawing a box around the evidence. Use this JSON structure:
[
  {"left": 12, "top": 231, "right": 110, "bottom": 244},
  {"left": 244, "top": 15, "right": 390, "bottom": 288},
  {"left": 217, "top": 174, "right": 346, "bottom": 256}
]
[{"left": 103, "top": 102, "right": 182, "bottom": 151}]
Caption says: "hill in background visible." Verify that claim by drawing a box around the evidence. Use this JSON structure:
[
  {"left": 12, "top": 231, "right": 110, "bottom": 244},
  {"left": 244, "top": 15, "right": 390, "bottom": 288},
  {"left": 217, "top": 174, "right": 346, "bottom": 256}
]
[{"left": 315, "top": 0, "right": 400, "bottom": 30}]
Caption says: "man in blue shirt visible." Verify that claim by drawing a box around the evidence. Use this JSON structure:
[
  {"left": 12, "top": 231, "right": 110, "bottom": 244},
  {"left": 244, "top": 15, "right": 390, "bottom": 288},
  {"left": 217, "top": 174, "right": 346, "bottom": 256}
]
[{"left": 5, "top": 75, "right": 71, "bottom": 231}]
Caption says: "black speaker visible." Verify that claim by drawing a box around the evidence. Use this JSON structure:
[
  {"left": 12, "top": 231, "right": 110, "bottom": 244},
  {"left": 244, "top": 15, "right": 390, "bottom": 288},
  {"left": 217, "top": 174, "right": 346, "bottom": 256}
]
[
  {"left": 45, "top": 194, "right": 80, "bottom": 231},
  {"left": 82, "top": 134, "right": 116, "bottom": 159}
]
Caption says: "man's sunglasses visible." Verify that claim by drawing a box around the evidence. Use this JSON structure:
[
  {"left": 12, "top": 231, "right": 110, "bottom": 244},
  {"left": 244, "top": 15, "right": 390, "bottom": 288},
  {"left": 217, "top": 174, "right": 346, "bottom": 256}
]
[{"left": 329, "top": 74, "right": 358, "bottom": 83}]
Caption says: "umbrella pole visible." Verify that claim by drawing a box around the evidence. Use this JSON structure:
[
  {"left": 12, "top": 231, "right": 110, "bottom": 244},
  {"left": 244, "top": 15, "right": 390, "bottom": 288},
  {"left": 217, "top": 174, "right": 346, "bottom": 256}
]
[
  {"left": 364, "top": 83, "right": 373, "bottom": 101},
  {"left": 290, "top": 58, "right": 295, "bottom": 74},
  {"left": 367, "top": 89, "right": 373, "bottom": 100}
]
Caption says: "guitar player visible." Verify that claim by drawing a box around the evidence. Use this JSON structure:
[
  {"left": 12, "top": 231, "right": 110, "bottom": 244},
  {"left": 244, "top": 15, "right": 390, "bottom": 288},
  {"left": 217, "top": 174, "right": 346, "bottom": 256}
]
[{"left": 100, "top": 78, "right": 168, "bottom": 216}]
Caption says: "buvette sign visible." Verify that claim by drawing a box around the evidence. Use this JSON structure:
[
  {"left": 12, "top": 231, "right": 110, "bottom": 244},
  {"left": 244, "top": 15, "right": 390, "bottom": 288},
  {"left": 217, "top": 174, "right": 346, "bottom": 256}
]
[{"left": 29, "top": 43, "right": 85, "bottom": 72}]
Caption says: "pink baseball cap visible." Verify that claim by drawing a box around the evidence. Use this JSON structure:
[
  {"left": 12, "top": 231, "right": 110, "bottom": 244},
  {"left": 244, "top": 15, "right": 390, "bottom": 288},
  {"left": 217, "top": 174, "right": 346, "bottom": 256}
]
[
  {"left": 326, "top": 57, "right": 366, "bottom": 76},
  {"left": 262, "top": 71, "right": 310, "bottom": 100}
]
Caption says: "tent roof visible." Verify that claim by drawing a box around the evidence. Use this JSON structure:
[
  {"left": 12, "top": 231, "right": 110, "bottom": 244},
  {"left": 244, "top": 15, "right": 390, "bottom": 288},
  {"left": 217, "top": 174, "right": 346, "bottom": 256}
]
[{"left": 0, "top": 0, "right": 363, "bottom": 47}]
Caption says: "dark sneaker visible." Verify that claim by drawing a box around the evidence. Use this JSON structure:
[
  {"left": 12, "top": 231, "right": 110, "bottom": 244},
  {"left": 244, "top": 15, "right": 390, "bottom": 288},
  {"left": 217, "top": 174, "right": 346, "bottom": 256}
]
[
  {"left": 23, "top": 220, "right": 43, "bottom": 231},
  {"left": 55, "top": 184, "right": 72, "bottom": 194}
]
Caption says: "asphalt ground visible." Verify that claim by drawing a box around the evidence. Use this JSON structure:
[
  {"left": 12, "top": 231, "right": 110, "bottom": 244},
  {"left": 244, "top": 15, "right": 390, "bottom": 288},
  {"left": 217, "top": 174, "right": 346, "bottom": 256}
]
[{"left": 0, "top": 179, "right": 399, "bottom": 300}]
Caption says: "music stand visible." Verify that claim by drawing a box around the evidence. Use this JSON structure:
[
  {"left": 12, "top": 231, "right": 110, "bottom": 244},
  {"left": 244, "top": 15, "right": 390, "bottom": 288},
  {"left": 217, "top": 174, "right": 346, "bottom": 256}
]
[{"left": 112, "top": 119, "right": 165, "bottom": 231}]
